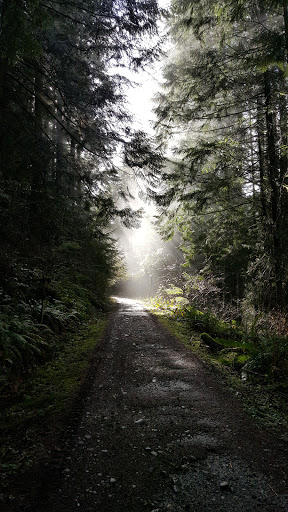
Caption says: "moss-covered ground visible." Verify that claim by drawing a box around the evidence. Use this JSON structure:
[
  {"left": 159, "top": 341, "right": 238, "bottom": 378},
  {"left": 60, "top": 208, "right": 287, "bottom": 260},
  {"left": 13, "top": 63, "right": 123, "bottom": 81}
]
[{"left": 0, "top": 313, "right": 109, "bottom": 502}]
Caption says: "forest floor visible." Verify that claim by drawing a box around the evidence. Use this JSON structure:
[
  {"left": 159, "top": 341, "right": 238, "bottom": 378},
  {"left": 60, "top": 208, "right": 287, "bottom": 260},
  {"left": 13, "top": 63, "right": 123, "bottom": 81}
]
[{"left": 3, "top": 297, "right": 288, "bottom": 512}]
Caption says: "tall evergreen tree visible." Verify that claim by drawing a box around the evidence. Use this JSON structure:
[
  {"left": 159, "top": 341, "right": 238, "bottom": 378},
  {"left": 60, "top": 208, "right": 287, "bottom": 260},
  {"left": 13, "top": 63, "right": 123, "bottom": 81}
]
[
  {"left": 154, "top": 0, "right": 288, "bottom": 309},
  {"left": 0, "top": 0, "right": 161, "bottom": 303}
]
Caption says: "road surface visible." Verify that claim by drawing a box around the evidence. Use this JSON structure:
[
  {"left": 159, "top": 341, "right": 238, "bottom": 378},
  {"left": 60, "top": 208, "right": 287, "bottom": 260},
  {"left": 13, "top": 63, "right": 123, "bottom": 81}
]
[{"left": 22, "top": 298, "right": 288, "bottom": 511}]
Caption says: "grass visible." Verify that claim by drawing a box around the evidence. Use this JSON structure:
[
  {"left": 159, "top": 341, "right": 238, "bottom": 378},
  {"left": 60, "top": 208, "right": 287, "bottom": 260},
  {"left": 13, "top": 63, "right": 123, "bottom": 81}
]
[{"left": 0, "top": 313, "right": 109, "bottom": 502}]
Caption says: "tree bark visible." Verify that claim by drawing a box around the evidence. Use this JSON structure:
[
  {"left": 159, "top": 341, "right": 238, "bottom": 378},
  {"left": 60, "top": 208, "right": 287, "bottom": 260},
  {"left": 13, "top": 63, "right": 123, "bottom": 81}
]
[
  {"left": 256, "top": 97, "right": 267, "bottom": 219},
  {"left": 0, "top": 0, "right": 9, "bottom": 173},
  {"left": 30, "top": 61, "right": 46, "bottom": 216},
  {"left": 283, "top": 1, "right": 288, "bottom": 62},
  {"left": 263, "top": 71, "right": 285, "bottom": 308}
]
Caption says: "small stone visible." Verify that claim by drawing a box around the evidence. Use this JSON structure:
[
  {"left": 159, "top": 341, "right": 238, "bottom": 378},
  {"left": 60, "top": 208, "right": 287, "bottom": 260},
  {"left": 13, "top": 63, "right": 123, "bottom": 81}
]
[
  {"left": 173, "top": 485, "right": 180, "bottom": 493},
  {"left": 135, "top": 418, "right": 145, "bottom": 424},
  {"left": 151, "top": 451, "right": 158, "bottom": 456},
  {"left": 110, "top": 477, "right": 117, "bottom": 483},
  {"left": 220, "top": 481, "right": 230, "bottom": 490}
]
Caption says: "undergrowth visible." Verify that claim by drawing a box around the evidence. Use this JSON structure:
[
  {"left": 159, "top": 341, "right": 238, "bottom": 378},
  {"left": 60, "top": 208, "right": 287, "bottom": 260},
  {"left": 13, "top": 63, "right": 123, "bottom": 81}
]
[
  {"left": 145, "top": 292, "right": 288, "bottom": 439},
  {"left": 0, "top": 278, "right": 108, "bottom": 388},
  {"left": 146, "top": 291, "right": 288, "bottom": 385}
]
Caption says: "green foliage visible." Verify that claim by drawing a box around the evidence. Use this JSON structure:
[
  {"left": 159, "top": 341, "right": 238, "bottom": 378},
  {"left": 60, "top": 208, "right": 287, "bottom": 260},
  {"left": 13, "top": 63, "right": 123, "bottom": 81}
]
[
  {"left": 179, "top": 305, "right": 242, "bottom": 341},
  {"left": 244, "top": 334, "right": 288, "bottom": 382},
  {"left": 165, "top": 286, "right": 184, "bottom": 296},
  {"left": 146, "top": 298, "right": 288, "bottom": 437},
  {"left": 0, "top": 309, "right": 51, "bottom": 383},
  {"left": 41, "top": 302, "right": 81, "bottom": 333},
  {"left": 147, "top": 295, "right": 288, "bottom": 385},
  {"left": 0, "top": 267, "right": 108, "bottom": 387},
  {"left": 0, "top": 0, "right": 46, "bottom": 64},
  {"left": 146, "top": 291, "right": 187, "bottom": 311},
  {"left": 0, "top": 0, "right": 162, "bottom": 386},
  {"left": 155, "top": 0, "right": 288, "bottom": 310}
]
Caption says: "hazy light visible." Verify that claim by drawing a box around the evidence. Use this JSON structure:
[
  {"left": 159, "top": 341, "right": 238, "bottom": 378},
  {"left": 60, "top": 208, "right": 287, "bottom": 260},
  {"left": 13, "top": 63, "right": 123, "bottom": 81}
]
[
  {"left": 111, "top": 0, "right": 174, "bottom": 298},
  {"left": 112, "top": 184, "right": 182, "bottom": 300}
]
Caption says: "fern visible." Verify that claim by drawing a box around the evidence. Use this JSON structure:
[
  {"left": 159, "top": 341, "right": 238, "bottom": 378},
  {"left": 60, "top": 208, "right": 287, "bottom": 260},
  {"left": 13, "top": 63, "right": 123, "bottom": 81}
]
[
  {"left": 40, "top": 301, "right": 81, "bottom": 333},
  {"left": 0, "top": 311, "right": 50, "bottom": 381}
]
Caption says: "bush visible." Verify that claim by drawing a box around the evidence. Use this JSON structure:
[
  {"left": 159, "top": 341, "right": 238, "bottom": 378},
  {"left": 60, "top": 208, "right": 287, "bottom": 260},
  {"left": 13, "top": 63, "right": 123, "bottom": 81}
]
[
  {"left": 0, "top": 308, "right": 51, "bottom": 384},
  {"left": 181, "top": 305, "right": 243, "bottom": 341},
  {"left": 243, "top": 334, "right": 288, "bottom": 382}
]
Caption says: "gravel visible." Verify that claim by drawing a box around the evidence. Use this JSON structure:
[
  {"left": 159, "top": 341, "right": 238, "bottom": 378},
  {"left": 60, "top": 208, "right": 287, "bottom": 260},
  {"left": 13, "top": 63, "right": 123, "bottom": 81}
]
[{"left": 7, "top": 298, "right": 288, "bottom": 512}]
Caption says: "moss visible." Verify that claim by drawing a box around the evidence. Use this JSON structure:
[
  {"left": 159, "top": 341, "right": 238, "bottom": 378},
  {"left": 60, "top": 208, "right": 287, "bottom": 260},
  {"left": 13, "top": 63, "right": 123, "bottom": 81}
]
[
  {"left": 0, "top": 313, "right": 109, "bottom": 498},
  {"left": 156, "top": 314, "right": 194, "bottom": 346},
  {"left": 218, "top": 352, "right": 235, "bottom": 366},
  {"left": 22, "top": 318, "right": 107, "bottom": 415},
  {"left": 236, "top": 354, "right": 250, "bottom": 365}
]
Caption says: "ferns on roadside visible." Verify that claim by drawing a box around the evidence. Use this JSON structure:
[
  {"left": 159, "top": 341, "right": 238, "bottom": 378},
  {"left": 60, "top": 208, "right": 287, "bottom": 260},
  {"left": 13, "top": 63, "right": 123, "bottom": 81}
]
[
  {"left": 0, "top": 299, "right": 82, "bottom": 385},
  {"left": 0, "top": 310, "right": 50, "bottom": 382}
]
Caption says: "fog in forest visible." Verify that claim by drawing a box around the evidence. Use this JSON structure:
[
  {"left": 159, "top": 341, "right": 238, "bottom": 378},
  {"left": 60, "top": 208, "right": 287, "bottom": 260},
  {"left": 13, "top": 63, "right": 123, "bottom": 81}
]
[{"left": 111, "top": 180, "right": 182, "bottom": 299}]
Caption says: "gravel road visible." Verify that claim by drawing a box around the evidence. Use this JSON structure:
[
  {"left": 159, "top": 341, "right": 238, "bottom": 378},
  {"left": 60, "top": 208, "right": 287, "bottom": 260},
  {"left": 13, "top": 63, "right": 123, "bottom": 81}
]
[{"left": 21, "top": 298, "right": 288, "bottom": 511}]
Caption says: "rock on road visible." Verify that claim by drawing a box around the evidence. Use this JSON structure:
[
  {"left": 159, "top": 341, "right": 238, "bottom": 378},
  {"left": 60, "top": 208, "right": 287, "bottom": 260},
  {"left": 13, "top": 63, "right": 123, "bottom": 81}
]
[{"left": 29, "top": 298, "right": 288, "bottom": 511}]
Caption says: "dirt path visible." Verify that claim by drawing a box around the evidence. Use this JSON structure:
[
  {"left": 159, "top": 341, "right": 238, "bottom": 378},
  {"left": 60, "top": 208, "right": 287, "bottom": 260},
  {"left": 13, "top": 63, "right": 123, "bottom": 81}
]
[{"left": 21, "top": 298, "right": 288, "bottom": 511}]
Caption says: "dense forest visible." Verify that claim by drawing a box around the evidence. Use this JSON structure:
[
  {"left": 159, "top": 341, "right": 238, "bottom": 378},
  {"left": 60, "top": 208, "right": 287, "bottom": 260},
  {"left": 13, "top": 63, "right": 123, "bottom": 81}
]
[
  {"left": 1, "top": 0, "right": 288, "bottom": 387},
  {"left": 146, "top": 0, "right": 288, "bottom": 385},
  {"left": 153, "top": 0, "right": 288, "bottom": 316},
  {"left": 0, "top": 0, "right": 162, "bottom": 385}
]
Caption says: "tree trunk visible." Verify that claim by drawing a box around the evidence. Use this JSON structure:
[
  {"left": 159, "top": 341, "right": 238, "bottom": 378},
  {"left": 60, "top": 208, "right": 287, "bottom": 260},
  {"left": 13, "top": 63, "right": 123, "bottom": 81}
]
[
  {"left": 30, "top": 61, "right": 46, "bottom": 216},
  {"left": 256, "top": 97, "right": 267, "bottom": 219},
  {"left": 263, "top": 71, "right": 285, "bottom": 308},
  {"left": 283, "top": 1, "right": 288, "bottom": 63},
  {"left": 0, "top": 0, "right": 9, "bottom": 173}
]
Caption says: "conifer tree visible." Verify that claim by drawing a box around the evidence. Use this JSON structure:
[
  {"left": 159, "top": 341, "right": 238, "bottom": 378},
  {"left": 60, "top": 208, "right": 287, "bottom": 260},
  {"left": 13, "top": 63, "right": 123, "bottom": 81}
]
[
  {"left": 154, "top": 0, "right": 288, "bottom": 309},
  {"left": 0, "top": 0, "right": 161, "bottom": 303}
]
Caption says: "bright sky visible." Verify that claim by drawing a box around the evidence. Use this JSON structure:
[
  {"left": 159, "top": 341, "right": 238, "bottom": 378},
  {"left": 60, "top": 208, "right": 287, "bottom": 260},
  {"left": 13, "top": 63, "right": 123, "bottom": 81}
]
[
  {"left": 125, "top": 0, "right": 170, "bottom": 134},
  {"left": 126, "top": 70, "right": 160, "bottom": 133},
  {"left": 113, "top": 0, "right": 171, "bottom": 278}
]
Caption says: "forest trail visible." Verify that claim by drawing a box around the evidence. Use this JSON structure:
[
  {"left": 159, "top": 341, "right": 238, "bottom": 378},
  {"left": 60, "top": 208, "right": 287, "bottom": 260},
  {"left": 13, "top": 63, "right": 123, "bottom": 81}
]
[{"left": 24, "top": 298, "right": 288, "bottom": 511}]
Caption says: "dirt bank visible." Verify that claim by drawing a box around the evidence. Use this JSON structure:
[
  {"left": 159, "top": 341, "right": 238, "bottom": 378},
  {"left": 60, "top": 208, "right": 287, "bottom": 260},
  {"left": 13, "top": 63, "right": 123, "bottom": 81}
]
[{"left": 7, "top": 298, "right": 288, "bottom": 511}]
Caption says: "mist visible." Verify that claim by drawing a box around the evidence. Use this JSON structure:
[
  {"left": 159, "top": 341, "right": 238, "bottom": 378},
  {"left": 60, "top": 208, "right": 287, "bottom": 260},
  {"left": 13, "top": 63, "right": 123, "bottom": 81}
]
[{"left": 111, "top": 180, "right": 182, "bottom": 299}]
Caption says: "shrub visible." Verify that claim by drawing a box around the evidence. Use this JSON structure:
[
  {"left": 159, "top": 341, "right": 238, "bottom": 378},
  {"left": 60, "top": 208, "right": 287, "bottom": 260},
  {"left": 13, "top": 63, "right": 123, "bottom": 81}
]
[{"left": 0, "top": 309, "right": 51, "bottom": 383}]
